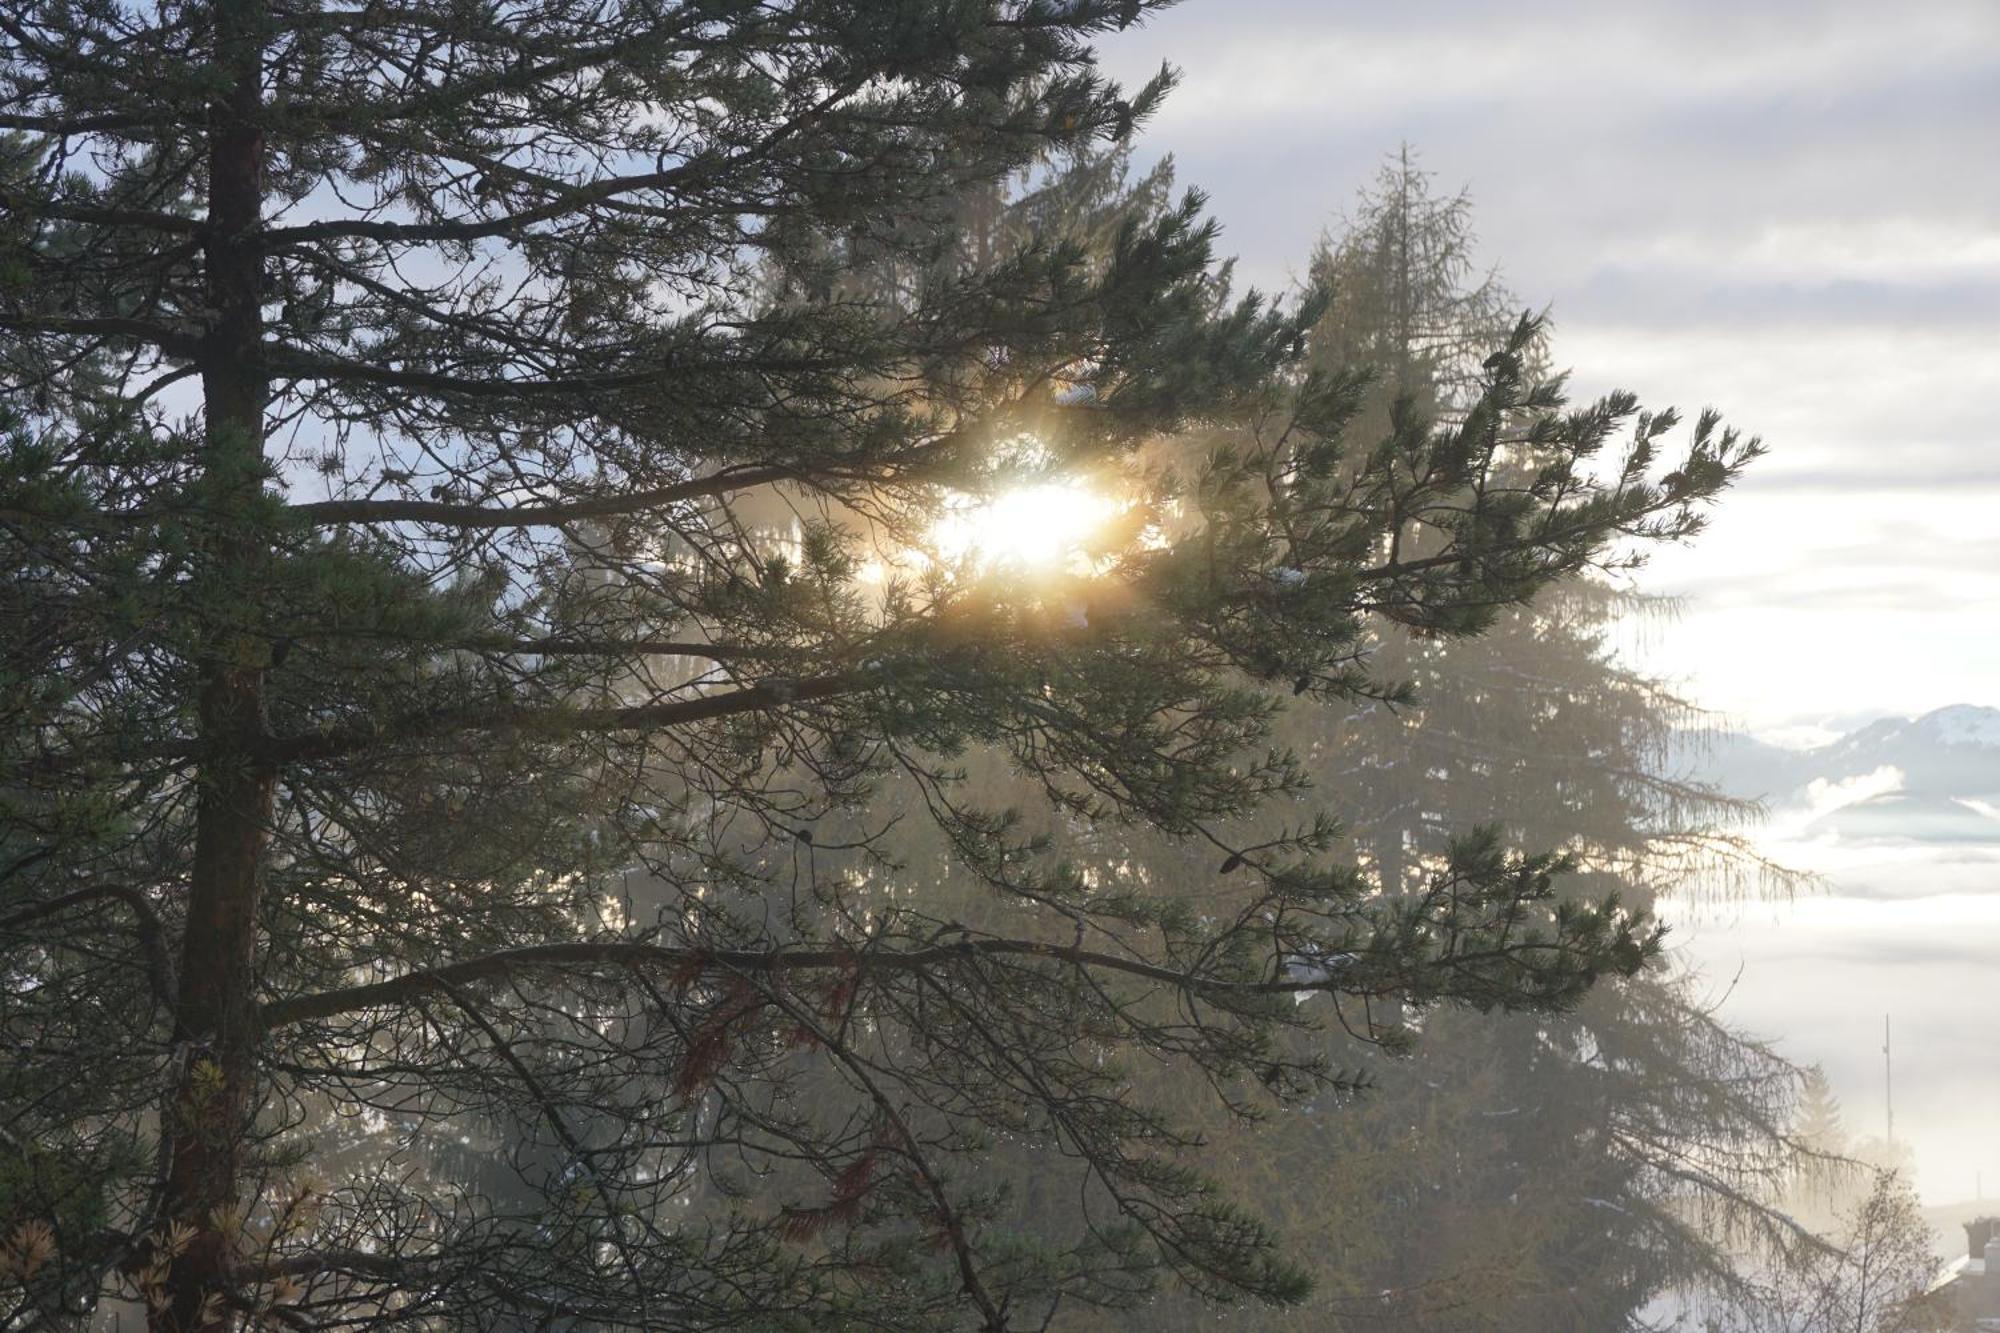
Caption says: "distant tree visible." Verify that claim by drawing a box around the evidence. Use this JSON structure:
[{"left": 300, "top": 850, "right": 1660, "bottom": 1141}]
[
  {"left": 1796, "top": 1068, "right": 1849, "bottom": 1156},
  {"left": 1308, "top": 144, "right": 1523, "bottom": 410},
  {"left": 1779, "top": 1065, "right": 1864, "bottom": 1235},
  {"left": 1, "top": 9, "right": 1759, "bottom": 1332},
  {"left": 1712, "top": 1171, "right": 1951, "bottom": 1333}
]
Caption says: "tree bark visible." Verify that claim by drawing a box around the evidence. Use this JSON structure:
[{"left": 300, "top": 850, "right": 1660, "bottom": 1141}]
[{"left": 156, "top": 0, "right": 269, "bottom": 1326}]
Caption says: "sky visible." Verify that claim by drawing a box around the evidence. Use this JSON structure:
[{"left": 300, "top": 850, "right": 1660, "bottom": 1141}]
[{"left": 1097, "top": 0, "right": 2000, "bottom": 743}]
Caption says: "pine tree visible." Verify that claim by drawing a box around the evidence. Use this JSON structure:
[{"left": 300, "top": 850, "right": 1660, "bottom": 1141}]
[
  {"left": 798, "top": 150, "right": 1812, "bottom": 1332},
  {"left": 2, "top": 10, "right": 1758, "bottom": 1330}
]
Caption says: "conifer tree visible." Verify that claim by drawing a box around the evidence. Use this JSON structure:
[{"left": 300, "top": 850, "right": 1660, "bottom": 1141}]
[
  {"left": 1078, "top": 153, "right": 1816, "bottom": 1331},
  {"left": 2, "top": 10, "right": 1757, "bottom": 1331},
  {"left": 1288, "top": 157, "right": 1812, "bottom": 1330},
  {"left": 1796, "top": 1067, "right": 1848, "bottom": 1157},
  {"left": 762, "top": 149, "right": 1813, "bottom": 1332}
]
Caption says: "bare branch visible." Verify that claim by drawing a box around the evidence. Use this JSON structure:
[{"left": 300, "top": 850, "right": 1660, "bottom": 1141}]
[{"left": 0, "top": 884, "right": 179, "bottom": 1017}]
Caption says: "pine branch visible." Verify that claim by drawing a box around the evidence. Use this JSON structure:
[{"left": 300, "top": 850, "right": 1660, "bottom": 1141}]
[
  {"left": 0, "top": 314, "right": 202, "bottom": 357},
  {"left": 257, "top": 927, "right": 1631, "bottom": 1031},
  {"left": 0, "top": 884, "right": 178, "bottom": 1016},
  {"left": 256, "top": 82, "right": 863, "bottom": 249},
  {"left": 3, "top": 673, "right": 866, "bottom": 776},
  {"left": 459, "top": 636, "right": 798, "bottom": 662},
  {"left": 291, "top": 465, "right": 797, "bottom": 528},
  {"left": 256, "top": 671, "right": 869, "bottom": 765}
]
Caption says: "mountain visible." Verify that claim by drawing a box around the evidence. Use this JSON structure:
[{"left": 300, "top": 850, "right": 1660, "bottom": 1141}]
[
  {"left": 1805, "top": 792, "right": 2000, "bottom": 845},
  {"left": 1814, "top": 705, "right": 2000, "bottom": 798},
  {"left": 1689, "top": 704, "right": 2000, "bottom": 816}
]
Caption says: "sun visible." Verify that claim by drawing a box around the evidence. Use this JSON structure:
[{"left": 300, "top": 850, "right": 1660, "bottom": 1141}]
[{"left": 929, "top": 480, "right": 1119, "bottom": 571}]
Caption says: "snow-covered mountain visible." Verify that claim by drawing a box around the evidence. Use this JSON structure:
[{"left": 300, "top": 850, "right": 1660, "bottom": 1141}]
[
  {"left": 1813, "top": 705, "right": 2000, "bottom": 793},
  {"left": 1690, "top": 705, "right": 2000, "bottom": 845},
  {"left": 1698, "top": 705, "right": 2000, "bottom": 800},
  {"left": 1805, "top": 790, "right": 2000, "bottom": 844},
  {"left": 1908, "top": 703, "right": 2000, "bottom": 749}
]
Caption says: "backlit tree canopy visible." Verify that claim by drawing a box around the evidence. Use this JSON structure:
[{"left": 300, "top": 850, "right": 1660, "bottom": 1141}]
[{"left": 2, "top": 2, "right": 1759, "bottom": 1329}]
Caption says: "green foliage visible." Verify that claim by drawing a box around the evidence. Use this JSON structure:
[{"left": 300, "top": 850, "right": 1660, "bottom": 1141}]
[{"left": 3, "top": 11, "right": 1760, "bottom": 1332}]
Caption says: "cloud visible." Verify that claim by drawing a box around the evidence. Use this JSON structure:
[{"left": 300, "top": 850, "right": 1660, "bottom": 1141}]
[
  {"left": 1105, "top": 2, "right": 2000, "bottom": 329},
  {"left": 1561, "top": 272, "right": 2000, "bottom": 330},
  {"left": 1804, "top": 766, "right": 1905, "bottom": 820},
  {"left": 1551, "top": 325, "right": 2000, "bottom": 495},
  {"left": 1096, "top": 0, "right": 2000, "bottom": 730},
  {"left": 1685, "top": 578, "right": 1999, "bottom": 616},
  {"left": 1118, "top": 1, "right": 1998, "bottom": 145}
]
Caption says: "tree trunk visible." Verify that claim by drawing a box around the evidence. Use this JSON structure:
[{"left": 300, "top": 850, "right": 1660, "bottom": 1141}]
[{"left": 156, "top": 0, "right": 268, "bottom": 1326}]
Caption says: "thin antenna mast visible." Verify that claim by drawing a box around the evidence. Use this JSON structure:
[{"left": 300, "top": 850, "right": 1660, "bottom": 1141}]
[{"left": 1883, "top": 1013, "right": 1894, "bottom": 1144}]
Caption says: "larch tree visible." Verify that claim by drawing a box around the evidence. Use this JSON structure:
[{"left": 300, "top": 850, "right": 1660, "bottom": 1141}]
[
  {"left": 1277, "top": 157, "right": 1812, "bottom": 1332},
  {"left": 1073, "top": 155, "right": 1817, "bottom": 1331},
  {"left": 2, "top": 6, "right": 1759, "bottom": 1331}
]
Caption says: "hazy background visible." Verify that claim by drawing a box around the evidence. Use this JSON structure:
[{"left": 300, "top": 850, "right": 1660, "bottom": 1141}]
[{"left": 1102, "top": 0, "right": 2000, "bottom": 1209}]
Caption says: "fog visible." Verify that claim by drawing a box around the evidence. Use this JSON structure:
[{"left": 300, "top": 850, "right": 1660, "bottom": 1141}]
[{"left": 1679, "top": 822, "right": 2000, "bottom": 1205}]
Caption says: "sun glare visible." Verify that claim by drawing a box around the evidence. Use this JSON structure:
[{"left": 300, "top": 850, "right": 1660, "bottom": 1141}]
[{"left": 929, "top": 481, "right": 1119, "bottom": 571}]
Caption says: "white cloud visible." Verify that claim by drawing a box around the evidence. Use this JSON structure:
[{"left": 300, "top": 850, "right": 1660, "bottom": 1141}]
[
  {"left": 1803, "top": 765, "right": 1905, "bottom": 822},
  {"left": 1611, "top": 219, "right": 2000, "bottom": 290},
  {"left": 1096, "top": 1, "right": 2000, "bottom": 726},
  {"left": 1122, "top": 3, "right": 1999, "bottom": 145}
]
